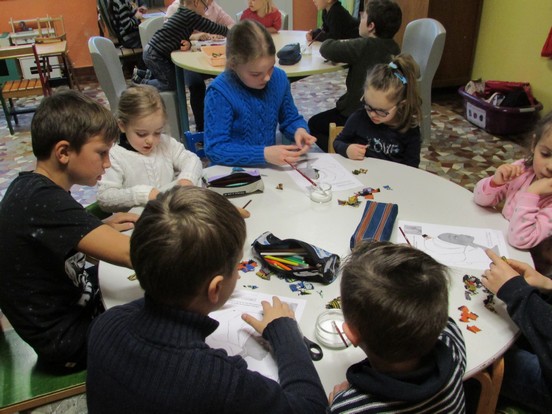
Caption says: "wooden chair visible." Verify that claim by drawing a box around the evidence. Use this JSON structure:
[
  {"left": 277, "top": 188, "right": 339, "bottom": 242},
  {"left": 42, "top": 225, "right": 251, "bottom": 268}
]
[
  {"left": 0, "top": 44, "right": 51, "bottom": 135},
  {"left": 328, "top": 122, "right": 344, "bottom": 154},
  {"left": 472, "top": 356, "right": 505, "bottom": 414},
  {"left": 0, "top": 325, "right": 86, "bottom": 414}
]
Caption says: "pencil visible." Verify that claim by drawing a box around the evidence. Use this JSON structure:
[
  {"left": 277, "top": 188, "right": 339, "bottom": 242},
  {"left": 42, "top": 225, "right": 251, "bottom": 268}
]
[
  {"left": 308, "top": 30, "right": 324, "bottom": 47},
  {"left": 285, "top": 160, "right": 319, "bottom": 188},
  {"left": 332, "top": 320, "right": 349, "bottom": 348},
  {"left": 399, "top": 227, "right": 411, "bottom": 246},
  {"left": 242, "top": 199, "right": 252, "bottom": 209}
]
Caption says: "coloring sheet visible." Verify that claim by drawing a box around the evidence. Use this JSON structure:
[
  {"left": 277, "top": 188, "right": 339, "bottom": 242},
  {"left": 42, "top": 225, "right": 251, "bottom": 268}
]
[
  {"left": 206, "top": 290, "right": 306, "bottom": 382},
  {"left": 287, "top": 153, "right": 363, "bottom": 192},
  {"left": 398, "top": 220, "right": 509, "bottom": 270}
]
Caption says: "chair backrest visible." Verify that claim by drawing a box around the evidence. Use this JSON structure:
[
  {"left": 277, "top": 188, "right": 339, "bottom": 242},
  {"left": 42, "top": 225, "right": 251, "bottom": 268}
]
[
  {"left": 139, "top": 15, "right": 164, "bottom": 48},
  {"left": 328, "top": 122, "right": 344, "bottom": 154},
  {"left": 88, "top": 36, "right": 127, "bottom": 112},
  {"left": 401, "top": 18, "right": 446, "bottom": 88},
  {"left": 235, "top": 9, "right": 289, "bottom": 30}
]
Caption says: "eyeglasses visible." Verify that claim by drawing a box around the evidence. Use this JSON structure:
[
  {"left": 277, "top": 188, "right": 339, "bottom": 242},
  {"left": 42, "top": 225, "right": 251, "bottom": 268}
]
[
  {"left": 361, "top": 97, "right": 396, "bottom": 118},
  {"left": 199, "top": 0, "right": 209, "bottom": 12}
]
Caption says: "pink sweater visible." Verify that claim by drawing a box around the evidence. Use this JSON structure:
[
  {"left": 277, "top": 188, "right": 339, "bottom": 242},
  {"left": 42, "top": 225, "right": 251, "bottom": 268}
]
[{"left": 474, "top": 160, "right": 552, "bottom": 249}]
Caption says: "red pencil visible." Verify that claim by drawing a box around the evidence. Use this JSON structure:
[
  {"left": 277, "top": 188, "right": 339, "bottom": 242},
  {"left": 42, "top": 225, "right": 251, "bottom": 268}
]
[
  {"left": 285, "top": 160, "right": 318, "bottom": 188},
  {"left": 399, "top": 227, "right": 411, "bottom": 246}
]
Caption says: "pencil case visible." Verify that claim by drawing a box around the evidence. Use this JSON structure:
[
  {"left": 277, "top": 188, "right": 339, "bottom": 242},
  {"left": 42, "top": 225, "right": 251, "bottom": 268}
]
[
  {"left": 206, "top": 169, "right": 264, "bottom": 197},
  {"left": 350, "top": 200, "right": 398, "bottom": 248},
  {"left": 252, "top": 231, "right": 340, "bottom": 284}
]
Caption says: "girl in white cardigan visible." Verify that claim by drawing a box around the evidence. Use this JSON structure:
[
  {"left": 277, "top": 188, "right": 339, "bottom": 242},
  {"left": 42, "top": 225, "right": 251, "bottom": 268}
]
[{"left": 97, "top": 85, "right": 202, "bottom": 212}]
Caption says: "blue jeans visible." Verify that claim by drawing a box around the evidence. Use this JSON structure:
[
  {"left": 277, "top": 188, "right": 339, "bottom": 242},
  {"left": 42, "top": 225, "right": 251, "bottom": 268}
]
[
  {"left": 142, "top": 45, "right": 176, "bottom": 92},
  {"left": 500, "top": 345, "right": 552, "bottom": 413}
]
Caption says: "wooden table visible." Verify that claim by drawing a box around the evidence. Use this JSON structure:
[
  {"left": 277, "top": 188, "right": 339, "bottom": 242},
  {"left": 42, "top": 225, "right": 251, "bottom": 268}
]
[
  {"left": 170, "top": 30, "right": 347, "bottom": 135},
  {"left": 99, "top": 154, "right": 529, "bottom": 394}
]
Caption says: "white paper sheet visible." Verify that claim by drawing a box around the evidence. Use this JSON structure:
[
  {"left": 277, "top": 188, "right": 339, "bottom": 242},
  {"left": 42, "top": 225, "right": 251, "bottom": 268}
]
[
  {"left": 398, "top": 220, "right": 509, "bottom": 270},
  {"left": 206, "top": 290, "right": 306, "bottom": 381},
  {"left": 287, "top": 153, "right": 363, "bottom": 192}
]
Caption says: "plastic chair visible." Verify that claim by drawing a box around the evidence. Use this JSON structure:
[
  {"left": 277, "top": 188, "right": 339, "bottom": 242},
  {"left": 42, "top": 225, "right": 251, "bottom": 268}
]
[
  {"left": 139, "top": 15, "right": 164, "bottom": 48},
  {"left": 328, "top": 122, "right": 344, "bottom": 154},
  {"left": 401, "top": 18, "right": 446, "bottom": 141},
  {"left": 88, "top": 36, "right": 182, "bottom": 140},
  {"left": 236, "top": 10, "right": 289, "bottom": 30}
]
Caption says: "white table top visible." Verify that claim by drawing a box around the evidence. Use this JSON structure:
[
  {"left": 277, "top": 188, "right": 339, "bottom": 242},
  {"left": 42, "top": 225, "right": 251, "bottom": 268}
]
[
  {"left": 99, "top": 155, "right": 528, "bottom": 393},
  {"left": 171, "top": 30, "right": 346, "bottom": 77}
]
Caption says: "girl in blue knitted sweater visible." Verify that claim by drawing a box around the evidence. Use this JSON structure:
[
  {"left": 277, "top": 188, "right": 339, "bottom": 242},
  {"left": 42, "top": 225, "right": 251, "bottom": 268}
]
[{"left": 204, "top": 20, "right": 316, "bottom": 166}]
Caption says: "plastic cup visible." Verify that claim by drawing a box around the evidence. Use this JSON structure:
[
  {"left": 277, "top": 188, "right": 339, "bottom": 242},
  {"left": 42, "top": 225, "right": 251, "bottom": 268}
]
[
  {"left": 315, "top": 309, "right": 350, "bottom": 349},
  {"left": 309, "top": 182, "right": 332, "bottom": 203}
]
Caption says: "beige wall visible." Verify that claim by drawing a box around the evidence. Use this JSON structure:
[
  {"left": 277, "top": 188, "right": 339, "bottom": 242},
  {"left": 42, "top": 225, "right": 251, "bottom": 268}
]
[{"left": 472, "top": 0, "right": 552, "bottom": 113}]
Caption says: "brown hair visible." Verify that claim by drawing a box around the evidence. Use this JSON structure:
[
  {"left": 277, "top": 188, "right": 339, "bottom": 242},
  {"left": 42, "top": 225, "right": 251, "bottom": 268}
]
[
  {"left": 226, "top": 19, "right": 275, "bottom": 69},
  {"left": 116, "top": 85, "right": 167, "bottom": 127}
]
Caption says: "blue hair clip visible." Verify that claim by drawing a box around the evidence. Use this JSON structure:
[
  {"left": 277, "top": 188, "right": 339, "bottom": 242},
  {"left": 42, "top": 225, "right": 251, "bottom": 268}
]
[{"left": 388, "top": 62, "right": 407, "bottom": 85}]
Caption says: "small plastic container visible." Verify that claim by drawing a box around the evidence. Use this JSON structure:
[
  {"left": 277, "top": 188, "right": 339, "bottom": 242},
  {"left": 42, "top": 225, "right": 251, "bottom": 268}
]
[
  {"left": 315, "top": 309, "right": 350, "bottom": 349},
  {"left": 201, "top": 45, "right": 226, "bottom": 67},
  {"left": 458, "top": 86, "right": 542, "bottom": 135},
  {"left": 309, "top": 182, "right": 332, "bottom": 203}
]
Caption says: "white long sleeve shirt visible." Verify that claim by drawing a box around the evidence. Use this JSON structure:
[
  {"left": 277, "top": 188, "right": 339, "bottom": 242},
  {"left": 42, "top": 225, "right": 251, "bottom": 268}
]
[{"left": 97, "top": 134, "right": 202, "bottom": 212}]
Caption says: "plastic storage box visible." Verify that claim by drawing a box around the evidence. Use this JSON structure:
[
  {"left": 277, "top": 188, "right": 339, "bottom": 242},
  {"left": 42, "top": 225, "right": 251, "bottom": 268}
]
[
  {"left": 458, "top": 86, "right": 543, "bottom": 135},
  {"left": 201, "top": 45, "right": 226, "bottom": 67}
]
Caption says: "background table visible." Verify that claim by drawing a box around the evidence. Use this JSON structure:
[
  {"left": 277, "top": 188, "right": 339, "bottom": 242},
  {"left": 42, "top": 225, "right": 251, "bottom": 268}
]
[
  {"left": 170, "top": 30, "right": 347, "bottom": 135},
  {"left": 99, "top": 155, "right": 529, "bottom": 393}
]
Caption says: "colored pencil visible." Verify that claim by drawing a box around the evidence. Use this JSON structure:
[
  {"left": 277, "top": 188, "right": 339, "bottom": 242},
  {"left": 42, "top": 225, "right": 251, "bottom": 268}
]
[
  {"left": 332, "top": 321, "right": 349, "bottom": 348},
  {"left": 308, "top": 30, "right": 324, "bottom": 47},
  {"left": 242, "top": 199, "right": 252, "bottom": 209},
  {"left": 399, "top": 227, "right": 411, "bottom": 246}
]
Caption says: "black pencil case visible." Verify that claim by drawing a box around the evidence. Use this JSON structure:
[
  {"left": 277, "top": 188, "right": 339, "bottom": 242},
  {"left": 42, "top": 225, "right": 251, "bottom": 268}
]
[{"left": 252, "top": 231, "right": 340, "bottom": 284}]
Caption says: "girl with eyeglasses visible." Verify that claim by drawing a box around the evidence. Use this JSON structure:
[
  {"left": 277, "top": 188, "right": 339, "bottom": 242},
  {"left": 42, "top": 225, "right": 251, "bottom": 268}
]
[{"left": 333, "top": 53, "right": 422, "bottom": 167}]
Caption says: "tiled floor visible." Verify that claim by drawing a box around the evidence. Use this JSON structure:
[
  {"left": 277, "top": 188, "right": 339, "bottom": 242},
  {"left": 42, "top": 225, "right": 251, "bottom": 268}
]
[{"left": 0, "top": 70, "right": 531, "bottom": 205}]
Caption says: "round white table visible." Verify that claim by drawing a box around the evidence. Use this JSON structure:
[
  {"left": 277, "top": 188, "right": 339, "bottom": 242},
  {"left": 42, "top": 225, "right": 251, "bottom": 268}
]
[{"left": 99, "top": 155, "right": 528, "bottom": 393}]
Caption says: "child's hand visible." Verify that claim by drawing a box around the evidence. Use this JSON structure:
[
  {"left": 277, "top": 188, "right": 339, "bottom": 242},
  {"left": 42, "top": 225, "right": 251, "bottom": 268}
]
[
  {"left": 264, "top": 144, "right": 307, "bottom": 165},
  {"left": 149, "top": 188, "right": 160, "bottom": 200},
  {"left": 491, "top": 163, "right": 524, "bottom": 186},
  {"left": 346, "top": 144, "right": 367, "bottom": 160},
  {"left": 294, "top": 128, "right": 317, "bottom": 149},
  {"left": 103, "top": 212, "right": 139, "bottom": 232},
  {"left": 242, "top": 296, "right": 295, "bottom": 335},
  {"left": 180, "top": 40, "right": 192, "bottom": 51},
  {"left": 482, "top": 249, "right": 520, "bottom": 293},
  {"left": 306, "top": 30, "right": 313, "bottom": 42},
  {"left": 236, "top": 206, "right": 251, "bottom": 219},
  {"left": 328, "top": 380, "right": 349, "bottom": 404},
  {"left": 527, "top": 177, "right": 552, "bottom": 196},
  {"left": 177, "top": 179, "right": 194, "bottom": 187},
  {"left": 137, "top": 6, "right": 148, "bottom": 13}
]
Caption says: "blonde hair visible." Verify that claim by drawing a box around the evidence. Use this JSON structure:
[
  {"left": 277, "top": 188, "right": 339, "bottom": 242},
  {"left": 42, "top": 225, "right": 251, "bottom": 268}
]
[
  {"left": 258, "top": 0, "right": 274, "bottom": 16},
  {"left": 365, "top": 53, "right": 422, "bottom": 133},
  {"left": 116, "top": 85, "right": 167, "bottom": 127}
]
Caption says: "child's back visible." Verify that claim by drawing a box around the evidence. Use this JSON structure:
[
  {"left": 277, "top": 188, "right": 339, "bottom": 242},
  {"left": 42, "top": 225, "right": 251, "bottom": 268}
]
[{"left": 329, "top": 241, "right": 466, "bottom": 413}]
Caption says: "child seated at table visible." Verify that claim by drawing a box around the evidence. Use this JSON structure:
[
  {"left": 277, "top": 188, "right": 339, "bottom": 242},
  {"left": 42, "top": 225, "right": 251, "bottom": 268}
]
[
  {"left": 204, "top": 20, "right": 316, "bottom": 166},
  {"left": 109, "top": 0, "right": 146, "bottom": 49},
  {"left": 483, "top": 249, "right": 552, "bottom": 414},
  {"left": 474, "top": 111, "right": 552, "bottom": 274},
  {"left": 309, "top": 0, "right": 402, "bottom": 152},
  {"left": 306, "top": 0, "right": 359, "bottom": 44},
  {"left": 86, "top": 186, "right": 327, "bottom": 413},
  {"left": 240, "top": 0, "right": 282, "bottom": 33},
  {"left": 333, "top": 54, "right": 422, "bottom": 167},
  {"left": 97, "top": 85, "right": 202, "bottom": 212},
  {"left": 0, "top": 90, "right": 138, "bottom": 372},
  {"left": 328, "top": 241, "right": 466, "bottom": 413},
  {"left": 138, "top": 0, "right": 228, "bottom": 92}
]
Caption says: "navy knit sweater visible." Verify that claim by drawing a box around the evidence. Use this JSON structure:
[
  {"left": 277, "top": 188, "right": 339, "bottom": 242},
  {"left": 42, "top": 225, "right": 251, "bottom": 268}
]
[{"left": 86, "top": 296, "right": 327, "bottom": 413}]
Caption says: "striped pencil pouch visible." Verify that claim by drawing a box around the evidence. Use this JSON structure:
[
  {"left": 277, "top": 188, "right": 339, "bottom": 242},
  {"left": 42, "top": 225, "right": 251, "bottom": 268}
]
[{"left": 350, "top": 201, "right": 398, "bottom": 248}]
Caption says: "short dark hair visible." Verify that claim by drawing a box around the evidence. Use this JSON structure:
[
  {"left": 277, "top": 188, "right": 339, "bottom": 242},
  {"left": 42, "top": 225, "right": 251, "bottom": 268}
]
[
  {"left": 341, "top": 241, "right": 449, "bottom": 362},
  {"left": 365, "top": 0, "right": 402, "bottom": 39},
  {"left": 130, "top": 186, "right": 246, "bottom": 307},
  {"left": 226, "top": 19, "right": 276, "bottom": 69},
  {"left": 31, "top": 90, "right": 118, "bottom": 160}
]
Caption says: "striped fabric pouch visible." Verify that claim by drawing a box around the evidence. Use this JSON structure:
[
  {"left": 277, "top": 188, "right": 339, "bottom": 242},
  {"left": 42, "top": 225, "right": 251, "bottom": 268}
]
[{"left": 350, "top": 201, "right": 398, "bottom": 248}]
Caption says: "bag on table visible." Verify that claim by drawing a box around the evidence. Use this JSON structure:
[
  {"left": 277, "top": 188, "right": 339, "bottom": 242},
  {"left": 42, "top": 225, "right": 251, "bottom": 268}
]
[
  {"left": 206, "top": 169, "right": 264, "bottom": 197},
  {"left": 350, "top": 200, "right": 398, "bottom": 248},
  {"left": 252, "top": 231, "right": 340, "bottom": 284},
  {"left": 277, "top": 43, "right": 301, "bottom": 65}
]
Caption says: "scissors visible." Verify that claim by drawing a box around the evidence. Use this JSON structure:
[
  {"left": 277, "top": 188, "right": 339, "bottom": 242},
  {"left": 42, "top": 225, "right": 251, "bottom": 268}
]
[{"left": 303, "top": 336, "right": 323, "bottom": 361}]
